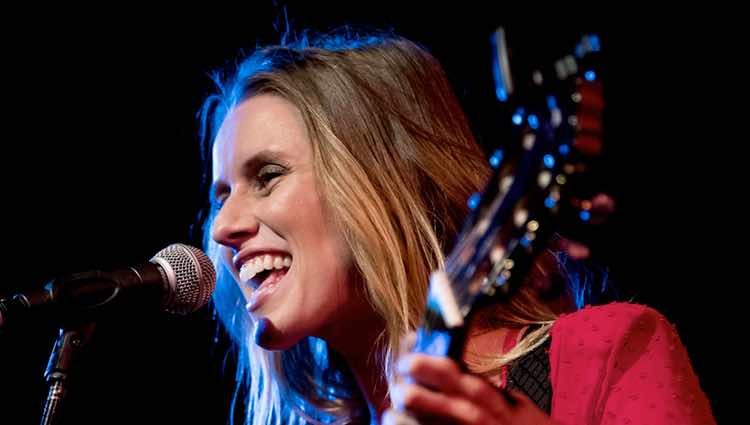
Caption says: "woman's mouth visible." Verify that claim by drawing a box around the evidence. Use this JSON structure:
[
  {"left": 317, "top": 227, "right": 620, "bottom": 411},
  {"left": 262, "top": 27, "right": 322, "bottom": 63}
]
[{"left": 238, "top": 254, "right": 292, "bottom": 312}]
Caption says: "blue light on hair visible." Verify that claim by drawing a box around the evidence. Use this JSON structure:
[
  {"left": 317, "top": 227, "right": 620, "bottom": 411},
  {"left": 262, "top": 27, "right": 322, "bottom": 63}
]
[
  {"left": 467, "top": 192, "right": 481, "bottom": 210},
  {"left": 585, "top": 70, "right": 596, "bottom": 81},
  {"left": 579, "top": 210, "right": 591, "bottom": 221},
  {"left": 528, "top": 114, "right": 539, "bottom": 129},
  {"left": 520, "top": 236, "right": 531, "bottom": 248},
  {"left": 489, "top": 149, "right": 504, "bottom": 169},
  {"left": 554, "top": 251, "right": 617, "bottom": 309},
  {"left": 543, "top": 154, "right": 555, "bottom": 169}
]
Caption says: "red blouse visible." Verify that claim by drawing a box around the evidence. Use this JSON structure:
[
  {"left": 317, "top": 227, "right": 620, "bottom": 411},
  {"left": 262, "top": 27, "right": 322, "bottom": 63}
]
[{"left": 548, "top": 303, "right": 716, "bottom": 424}]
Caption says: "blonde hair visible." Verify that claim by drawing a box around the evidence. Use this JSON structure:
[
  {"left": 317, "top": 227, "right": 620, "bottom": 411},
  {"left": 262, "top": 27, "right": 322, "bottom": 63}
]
[{"left": 201, "top": 29, "right": 566, "bottom": 424}]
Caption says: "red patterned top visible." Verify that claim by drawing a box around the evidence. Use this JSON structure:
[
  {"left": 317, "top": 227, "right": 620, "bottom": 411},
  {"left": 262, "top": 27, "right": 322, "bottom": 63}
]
[{"left": 548, "top": 303, "right": 716, "bottom": 424}]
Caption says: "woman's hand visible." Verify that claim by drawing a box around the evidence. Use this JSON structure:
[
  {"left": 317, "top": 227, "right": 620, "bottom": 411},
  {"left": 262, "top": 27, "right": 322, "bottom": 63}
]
[{"left": 383, "top": 354, "right": 558, "bottom": 425}]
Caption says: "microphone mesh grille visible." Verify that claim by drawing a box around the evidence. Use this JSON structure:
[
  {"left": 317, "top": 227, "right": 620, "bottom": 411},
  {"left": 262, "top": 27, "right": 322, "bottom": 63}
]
[{"left": 151, "top": 244, "right": 216, "bottom": 314}]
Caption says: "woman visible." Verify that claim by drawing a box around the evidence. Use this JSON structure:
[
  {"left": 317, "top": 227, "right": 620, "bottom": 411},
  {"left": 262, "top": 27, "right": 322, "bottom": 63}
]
[{"left": 201, "top": 29, "right": 715, "bottom": 424}]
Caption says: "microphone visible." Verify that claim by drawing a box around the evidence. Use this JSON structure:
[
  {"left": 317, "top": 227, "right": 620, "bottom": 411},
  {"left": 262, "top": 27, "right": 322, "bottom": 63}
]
[{"left": 0, "top": 244, "right": 216, "bottom": 328}]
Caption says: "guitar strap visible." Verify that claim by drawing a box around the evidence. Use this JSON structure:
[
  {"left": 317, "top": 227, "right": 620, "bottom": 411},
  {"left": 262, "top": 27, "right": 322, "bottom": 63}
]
[{"left": 505, "top": 330, "right": 553, "bottom": 414}]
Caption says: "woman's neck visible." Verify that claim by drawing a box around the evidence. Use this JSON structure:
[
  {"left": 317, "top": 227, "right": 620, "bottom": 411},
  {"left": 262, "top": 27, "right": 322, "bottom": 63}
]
[
  {"left": 341, "top": 342, "right": 390, "bottom": 422},
  {"left": 321, "top": 305, "right": 390, "bottom": 422}
]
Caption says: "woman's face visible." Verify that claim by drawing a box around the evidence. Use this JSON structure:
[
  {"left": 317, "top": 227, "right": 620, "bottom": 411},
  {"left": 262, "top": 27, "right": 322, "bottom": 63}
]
[{"left": 211, "top": 94, "right": 363, "bottom": 349}]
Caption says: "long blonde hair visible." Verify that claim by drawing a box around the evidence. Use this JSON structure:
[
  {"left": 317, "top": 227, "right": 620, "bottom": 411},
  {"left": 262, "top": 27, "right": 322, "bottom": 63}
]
[{"left": 201, "top": 29, "right": 564, "bottom": 424}]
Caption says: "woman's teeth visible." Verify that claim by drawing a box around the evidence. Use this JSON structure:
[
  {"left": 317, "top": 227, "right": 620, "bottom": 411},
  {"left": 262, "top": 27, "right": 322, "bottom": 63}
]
[{"left": 239, "top": 254, "right": 292, "bottom": 283}]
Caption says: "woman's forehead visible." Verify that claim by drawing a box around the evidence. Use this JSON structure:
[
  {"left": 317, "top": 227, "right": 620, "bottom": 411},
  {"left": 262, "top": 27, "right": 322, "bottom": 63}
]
[{"left": 212, "top": 96, "right": 311, "bottom": 174}]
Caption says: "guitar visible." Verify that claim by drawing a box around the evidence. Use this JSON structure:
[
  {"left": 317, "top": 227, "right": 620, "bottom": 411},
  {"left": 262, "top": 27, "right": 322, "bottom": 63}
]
[{"left": 386, "top": 30, "right": 605, "bottom": 423}]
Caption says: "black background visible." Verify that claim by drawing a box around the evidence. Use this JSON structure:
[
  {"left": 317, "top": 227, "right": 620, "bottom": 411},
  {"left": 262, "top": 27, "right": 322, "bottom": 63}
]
[{"left": 0, "top": 2, "right": 733, "bottom": 424}]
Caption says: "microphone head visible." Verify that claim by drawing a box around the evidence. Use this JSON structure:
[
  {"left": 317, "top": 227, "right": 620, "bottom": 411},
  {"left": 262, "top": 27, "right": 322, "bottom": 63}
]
[{"left": 150, "top": 244, "right": 216, "bottom": 314}]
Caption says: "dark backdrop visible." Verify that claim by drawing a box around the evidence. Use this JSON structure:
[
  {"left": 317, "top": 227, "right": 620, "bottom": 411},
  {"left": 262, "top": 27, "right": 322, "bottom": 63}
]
[{"left": 0, "top": 3, "right": 730, "bottom": 424}]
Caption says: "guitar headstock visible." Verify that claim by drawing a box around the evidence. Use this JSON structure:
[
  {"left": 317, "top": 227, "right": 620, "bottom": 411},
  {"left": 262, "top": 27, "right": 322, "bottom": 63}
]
[{"left": 422, "top": 31, "right": 605, "bottom": 339}]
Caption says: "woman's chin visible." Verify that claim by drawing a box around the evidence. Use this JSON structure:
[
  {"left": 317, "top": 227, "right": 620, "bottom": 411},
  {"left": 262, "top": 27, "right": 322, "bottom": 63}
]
[{"left": 252, "top": 317, "right": 304, "bottom": 350}]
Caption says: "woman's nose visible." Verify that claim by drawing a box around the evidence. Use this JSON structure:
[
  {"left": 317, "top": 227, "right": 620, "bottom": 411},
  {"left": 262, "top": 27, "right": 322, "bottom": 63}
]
[{"left": 211, "top": 196, "right": 259, "bottom": 250}]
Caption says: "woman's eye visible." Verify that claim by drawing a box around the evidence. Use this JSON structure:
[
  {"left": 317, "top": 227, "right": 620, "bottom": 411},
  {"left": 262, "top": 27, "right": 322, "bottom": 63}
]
[{"left": 255, "top": 164, "right": 286, "bottom": 189}]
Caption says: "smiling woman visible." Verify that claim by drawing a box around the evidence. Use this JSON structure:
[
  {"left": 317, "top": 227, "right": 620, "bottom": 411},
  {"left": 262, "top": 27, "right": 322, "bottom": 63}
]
[
  {"left": 198, "top": 28, "right": 715, "bottom": 425},
  {"left": 201, "top": 31, "right": 491, "bottom": 424}
]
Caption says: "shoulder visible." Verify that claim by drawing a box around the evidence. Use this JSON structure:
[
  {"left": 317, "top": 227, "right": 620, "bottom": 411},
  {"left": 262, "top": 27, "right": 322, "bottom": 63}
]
[
  {"left": 548, "top": 303, "right": 716, "bottom": 424},
  {"left": 550, "top": 302, "right": 676, "bottom": 358},
  {"left": 553, "top": 302, "right": 668, "bottom": 333}
]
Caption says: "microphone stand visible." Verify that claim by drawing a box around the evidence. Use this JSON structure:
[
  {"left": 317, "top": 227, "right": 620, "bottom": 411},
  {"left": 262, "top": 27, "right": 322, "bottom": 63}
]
[{"left": 40, "top": 322, "right": 96, "bottom": 425}]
